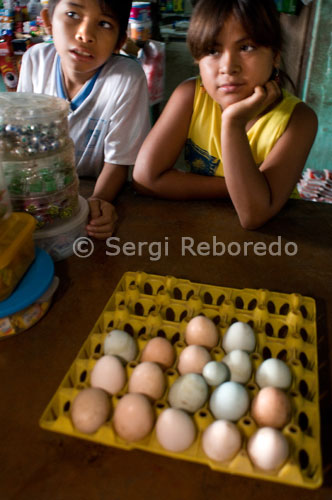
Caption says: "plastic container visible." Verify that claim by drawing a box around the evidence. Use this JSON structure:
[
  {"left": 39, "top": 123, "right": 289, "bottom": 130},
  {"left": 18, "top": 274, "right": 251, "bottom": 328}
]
[
  {"left": 128, "top": 19, "right": 152, "bottom": 41},
  {"left": 0, "top": 247, "right": 56, "bottom": 338},
  {"left": 33, "top": 195, "right": 89, "bottom": 261},
  {"left": 0, "top": 161, "right": 12, "bottom": 222},
  {"left": 0, "top": 93, "right": 70, "bottom": 160},
  {"left": 40, "top": 272, "right": 322, "bottom": 489},
  {"left": 2, "top": 141, "right": 77, "bottom": 197},
  {"left": 0, "top": 212, "right": 36, "bottom": 302},
  {"left": 10, "top": 177, "right": 80, "bottom": 228}
]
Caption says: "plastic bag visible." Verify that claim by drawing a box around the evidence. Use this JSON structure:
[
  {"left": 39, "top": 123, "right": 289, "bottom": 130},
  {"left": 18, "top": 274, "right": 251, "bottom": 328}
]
[{"left": 139, "top": 40, "right": 166, "bottom": 106}]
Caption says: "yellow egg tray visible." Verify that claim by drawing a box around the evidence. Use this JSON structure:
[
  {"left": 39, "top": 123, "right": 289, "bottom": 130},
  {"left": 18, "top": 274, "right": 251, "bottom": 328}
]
[{"left": 39, "top": 271, "right": 322, "bottom": 489}]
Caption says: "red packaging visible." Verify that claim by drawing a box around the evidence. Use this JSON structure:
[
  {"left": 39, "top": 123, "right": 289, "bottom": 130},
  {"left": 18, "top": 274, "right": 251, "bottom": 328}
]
[{"left": 0, "top": 36, "right": 19, "bottom": 91}]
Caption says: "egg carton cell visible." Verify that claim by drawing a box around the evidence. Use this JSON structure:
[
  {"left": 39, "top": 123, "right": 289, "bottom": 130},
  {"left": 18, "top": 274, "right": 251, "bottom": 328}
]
[{"left": 40, "top": 271, "right": 322, "bottom": 489}]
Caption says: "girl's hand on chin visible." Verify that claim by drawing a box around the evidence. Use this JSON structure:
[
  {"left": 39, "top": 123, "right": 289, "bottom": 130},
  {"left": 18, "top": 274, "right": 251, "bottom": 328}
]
[{"left": 222, "top": 80, "right": 281, "bottom": 127}]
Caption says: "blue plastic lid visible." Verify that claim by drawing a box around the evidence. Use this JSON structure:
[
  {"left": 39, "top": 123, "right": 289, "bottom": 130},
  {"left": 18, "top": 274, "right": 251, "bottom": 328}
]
[{"left": 0, "top": 247, "right": 54, "bottom": 317}]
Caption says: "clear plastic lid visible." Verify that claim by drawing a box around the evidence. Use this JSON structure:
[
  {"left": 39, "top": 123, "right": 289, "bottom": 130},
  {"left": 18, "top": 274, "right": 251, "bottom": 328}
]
[
  {"left": 0, "top": 92, "right": 69, "bottom": 123},
  {"left": 0, "top": 93, "right": 70, "bottom": 160}
]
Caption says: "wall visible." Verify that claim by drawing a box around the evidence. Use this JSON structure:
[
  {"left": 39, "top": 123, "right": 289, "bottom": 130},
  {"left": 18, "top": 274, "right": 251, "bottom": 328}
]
[{"left": 300, "top": 0, "right": 332, "bottom": 171}]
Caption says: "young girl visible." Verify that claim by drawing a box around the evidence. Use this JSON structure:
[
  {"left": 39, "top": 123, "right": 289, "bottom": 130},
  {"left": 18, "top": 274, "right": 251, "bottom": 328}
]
[{"left": 133, "top": 0, "right": 318, "bottom": 229}]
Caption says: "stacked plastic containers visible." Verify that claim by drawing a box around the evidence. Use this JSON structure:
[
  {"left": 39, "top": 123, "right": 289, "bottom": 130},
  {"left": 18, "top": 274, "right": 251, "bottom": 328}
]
[
  {"left": 0, "top": 93, "right": 89, "bottom": 261},
  {"left": 128, "top": 2, "right": 152, "bottom": 41}
]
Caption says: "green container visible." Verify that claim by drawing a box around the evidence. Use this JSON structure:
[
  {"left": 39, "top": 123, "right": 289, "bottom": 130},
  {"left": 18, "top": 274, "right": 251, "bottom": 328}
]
[
  {"left": 160, "top": 0, "right": 174, "bottom": 12},
  {"left": 275, "top": 0, "right": 299, "bottom": 14}
]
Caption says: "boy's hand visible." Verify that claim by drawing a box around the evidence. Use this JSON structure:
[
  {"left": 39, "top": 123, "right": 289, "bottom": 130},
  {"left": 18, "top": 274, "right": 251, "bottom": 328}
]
[
  {"left": 86, "top": 197, "right": 118, "bottom": 240},
  {"left": 222, "top": 81, "right": 281, "bottom": 127}
]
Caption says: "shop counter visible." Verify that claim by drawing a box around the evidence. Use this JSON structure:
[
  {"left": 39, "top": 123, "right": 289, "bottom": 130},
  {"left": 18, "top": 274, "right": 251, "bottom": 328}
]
[{"left": 1, "top": 181, "right": 332, "bottom": 500}]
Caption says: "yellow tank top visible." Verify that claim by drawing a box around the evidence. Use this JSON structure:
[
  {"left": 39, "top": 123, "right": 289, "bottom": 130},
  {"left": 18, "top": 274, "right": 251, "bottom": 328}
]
[{"left": 186, "top": 77, "right": 302, "bottom": 182}]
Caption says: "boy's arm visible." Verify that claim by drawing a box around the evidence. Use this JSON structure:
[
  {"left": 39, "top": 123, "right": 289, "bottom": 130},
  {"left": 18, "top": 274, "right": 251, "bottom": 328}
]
[
  {"left": 133, "top": 79, "right": 229, "bottom": 199},
  {"left": 86, "top": 162, "right": 128, "bottom": 240}
]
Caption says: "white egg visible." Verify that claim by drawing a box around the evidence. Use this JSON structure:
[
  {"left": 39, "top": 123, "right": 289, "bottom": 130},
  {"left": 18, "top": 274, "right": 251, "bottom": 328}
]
[
  {"left": 255, "top": 358, "right": 292, "bottom": 390},
  {"left": 168, "top": 373, "right": 208, "bottom": 413},
  {"left": 156, "top": 408, "right": 196, "bottom": 452},
  {"left": 90, "top": 355, "right": 126, "bottom": 395},
  {"left": 222, "top": 322, "right": 256, "bottom": 353},
  {"left": 202, "top": 420, "right": 242, "bottom": 462},
  {"left": 222, "top": 350, "right": 252, "bottom": 384},
  {"left": 247, "top": 427, "right": 289, "bottom": 471},
  {"left": 202, "top": 361, "right": 230, "bottom": 386},
  {"left": 209, "top": 381, "right": 249, "bottom": 421},
  {"left": 104, "top": 329, "right": 138, "bottom": 363}
]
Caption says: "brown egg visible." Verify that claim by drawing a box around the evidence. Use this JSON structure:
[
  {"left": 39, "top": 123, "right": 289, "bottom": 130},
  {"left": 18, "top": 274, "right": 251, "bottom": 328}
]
[
  {"left": 177, "top": 345, "right": 212, "bottom": 375},
  {"left": 113, "top": 393, "right": 155, "bottom": 442},
  {"left": 251, "top": 386, "right": 292, "bottom": 429},
  {"left": 141, "top": 337, "right": 175, "bottom": 369},
  {"left": 185, "top": 316, "right": 219, "bottom": 348},
  {"left": 128, "top": 361, "right": 166, "bottom": 400},
  {"left": 71, "top": 387, "right": 111, "bottom": 434}
]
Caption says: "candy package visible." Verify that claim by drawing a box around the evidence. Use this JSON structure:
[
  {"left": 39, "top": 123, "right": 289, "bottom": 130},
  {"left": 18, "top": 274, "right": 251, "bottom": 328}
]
[{"left": 297, "top": 169, "right": 332, "bottom": 204}]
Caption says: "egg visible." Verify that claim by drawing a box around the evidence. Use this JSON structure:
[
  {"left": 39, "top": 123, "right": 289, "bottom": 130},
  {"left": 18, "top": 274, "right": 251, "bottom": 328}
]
[
  {"left": 113, "top": 393, "right": 154, "bottom": 442},
  {"left": 156, "top": 408, "right": 196, "bottom": 452},
  {"left": 128, "top": 361, "right": 166, "bottom": 400},
  {"left": 202, "top": 361, "right": 230, "bottom": 386},
  {"left": 221, "top": 350, "right": 252, "bottom": 384},
  {"left": 247, "top": 427, "right": 289, "bottom": 471},
  {"left": 202, "top": 420, "right": 242, "bottom": 462},
  {"left": 140, "top": 337, "right": 175, "bottom": 369},
  {"left": 177, "top": 345, "right": 212, "bottom": 375},
  {"left": 222, "top": 322, "right": 256, "bottom": 353},
  {"left": 184, "top": 316, "right": 219, "bottom": 348},
  {"left": 71, "top": 387, "right": 110, "bottom": 434},
  {"left": 90, "top": 355, "right": 126, "bottom": 395},
  {"left": 209, "top": 381, "right": 249, "bottom": 421},
  {"left": 104, "top": 329, "right": 138, "bottom": 363},
  {"left": 168, "top": 373, "right": 208, "bottom": 413},
  {"left": 255, "top": 358, "right": 292, "bottom": 390},
  {"left": 251, "top": 387, "right": 292, "bottom": 429}
]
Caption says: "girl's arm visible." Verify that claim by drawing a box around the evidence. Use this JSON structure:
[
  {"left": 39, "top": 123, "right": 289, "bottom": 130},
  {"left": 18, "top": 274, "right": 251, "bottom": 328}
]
[
  {"left": 221, "top": 82, "right": 318, "bottom": 229},
  {"left": 133, "top": 79, "right": 228, "bottom": 199}
]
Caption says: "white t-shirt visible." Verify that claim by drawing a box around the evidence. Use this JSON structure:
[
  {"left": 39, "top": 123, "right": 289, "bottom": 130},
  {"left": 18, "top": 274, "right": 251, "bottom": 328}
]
[{"left": 17, "top": 43, "right": 151, "bottom": 177}]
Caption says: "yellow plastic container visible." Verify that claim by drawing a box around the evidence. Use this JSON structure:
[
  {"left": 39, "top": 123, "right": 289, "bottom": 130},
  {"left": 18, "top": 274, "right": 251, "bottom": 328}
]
[
  {"left": 40, "top": 272, "right": 322, "bottom": 489},
  {"left": 0, "top": 213, "right": 36, "bottom": 302}
]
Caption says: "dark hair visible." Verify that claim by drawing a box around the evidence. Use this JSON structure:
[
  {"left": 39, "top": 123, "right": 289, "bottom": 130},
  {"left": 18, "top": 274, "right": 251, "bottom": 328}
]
[
  {"left": 187, "top": 0, "right": 282, "bottom": 60},
  {"left": 47, "top": 0, "right": 132, "bottom": 42}
]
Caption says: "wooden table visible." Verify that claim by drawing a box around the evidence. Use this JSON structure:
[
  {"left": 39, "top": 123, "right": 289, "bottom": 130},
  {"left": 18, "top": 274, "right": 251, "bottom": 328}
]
[{"left": 1, "top": 182, "right": 332, "bottom": 500}]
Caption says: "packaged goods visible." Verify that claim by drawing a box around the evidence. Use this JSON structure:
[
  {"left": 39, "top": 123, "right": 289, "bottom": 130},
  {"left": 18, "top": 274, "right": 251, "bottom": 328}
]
[
  {"left": 0, "top": 247, "right": 56, "bottom": 337},
  {"left": 0, "top": 212, "right": 36, "bottom": 301}
]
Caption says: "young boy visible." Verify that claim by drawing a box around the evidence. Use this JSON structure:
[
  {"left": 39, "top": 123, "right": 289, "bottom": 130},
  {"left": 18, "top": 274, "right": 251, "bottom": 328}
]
[{"left": 17, "top": 0, "right": 151, "bottom": 239}]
